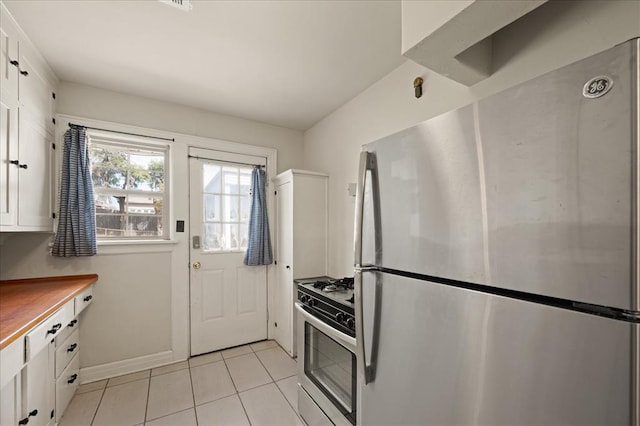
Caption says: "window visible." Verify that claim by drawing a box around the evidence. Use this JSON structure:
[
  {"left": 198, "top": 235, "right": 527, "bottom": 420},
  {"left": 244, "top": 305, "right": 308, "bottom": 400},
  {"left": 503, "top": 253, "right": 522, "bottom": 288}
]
[
  {"left": 88, "top": 132, "right": 169, "bottom": 240},
  {"left": 202, "top": 162, "right": 252, "bottom": 251}
]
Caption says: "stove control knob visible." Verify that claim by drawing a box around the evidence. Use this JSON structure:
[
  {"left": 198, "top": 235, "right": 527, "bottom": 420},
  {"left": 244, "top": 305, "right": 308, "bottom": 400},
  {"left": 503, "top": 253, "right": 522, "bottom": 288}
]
[
  {"left": 335, "top": 312, "right": 344, "bottom": 323},
  {"left": 346, "top": 318, "right": 355, "bottom": 330},
  {"left": 308, "top": 298, "right": 317, "bottom": 307},
  {"left": 300, "top": 295, "right": 308, "bottom": 304}
]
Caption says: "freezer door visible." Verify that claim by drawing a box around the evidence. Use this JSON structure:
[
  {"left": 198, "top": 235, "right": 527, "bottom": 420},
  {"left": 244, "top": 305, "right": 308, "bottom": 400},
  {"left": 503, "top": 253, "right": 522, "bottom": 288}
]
[
  {"left": 359, "top": 272, "right": 634, "bottom": 426},
  {"left": 479, "top": 40, "right": 636, "bottom": 309},
  {"left": 365, "top": 39, "right": 637, "bottom": 309},
  {"left": 364, "top": 104, "right": 487, "bottom": 283}
]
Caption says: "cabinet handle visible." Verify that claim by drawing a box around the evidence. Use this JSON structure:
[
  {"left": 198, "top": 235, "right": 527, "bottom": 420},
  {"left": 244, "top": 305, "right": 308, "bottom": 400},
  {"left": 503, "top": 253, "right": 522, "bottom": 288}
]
[
  {"left": 20, "top": 69, "right": 29, "bottom": 76},
  {"left": 84, "top": 295, "right": 93, "bottom": 302},
  {"left": 286, "top": 265, "right": 290, "bottom": 269},
  {"left": 67, "top": 343, "right": 78, "bottom": 353},
  {"left": 46, "top": 323, "right": 62, "bottom": 335},
  {"left": 10, "top": 160, "right": 19, "bottom": 166},
  {"left": 68, "top": 319, "right": 78, "bottom": 327},
  {"left": 10, "top": 60, "right": 19, "bottom": 67},
  {"left": 67, "top": 374, "right": 78, "bottom": 384},
  {"left": 18, "top": 417, "right": 28, "bottom": 425},
  {"left": 19, "top": 164, "right": 28, "bottom": 169},
  {"left": 28, "top": 410, "right": 38, "bottom": 417}
]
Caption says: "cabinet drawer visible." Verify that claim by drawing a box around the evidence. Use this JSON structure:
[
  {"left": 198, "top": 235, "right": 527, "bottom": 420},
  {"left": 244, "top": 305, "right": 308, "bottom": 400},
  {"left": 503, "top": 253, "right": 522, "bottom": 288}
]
[
  {"left": 55, "top": 315, "right": 80, "bottom": 347},
  {"left": 56, "top": 352, "right": 79, "bottom": 421},
  {"left": 55, "top": 328, "right": 79, "bottom": 378},
  {"left": 25, "top": 301, "right": 73, "bottom": 361},
  {"left": 0, "top": 338, "right": 24, "bottom": 389},
  {"left": 74, "top": 285, "right": 94, "bottom": 316}
]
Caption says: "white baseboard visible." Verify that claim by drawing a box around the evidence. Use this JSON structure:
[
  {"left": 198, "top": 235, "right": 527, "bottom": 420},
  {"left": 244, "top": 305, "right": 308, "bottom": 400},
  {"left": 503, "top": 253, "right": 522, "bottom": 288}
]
[{"left": 79, "top": 350, "right": 178, "bottom": 384}]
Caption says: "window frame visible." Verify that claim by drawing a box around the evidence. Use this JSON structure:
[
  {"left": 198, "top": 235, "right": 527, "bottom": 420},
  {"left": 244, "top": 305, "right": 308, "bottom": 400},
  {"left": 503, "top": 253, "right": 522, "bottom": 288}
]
[{"left": 87, "top": 130, "right": 171, "bottom": 242}]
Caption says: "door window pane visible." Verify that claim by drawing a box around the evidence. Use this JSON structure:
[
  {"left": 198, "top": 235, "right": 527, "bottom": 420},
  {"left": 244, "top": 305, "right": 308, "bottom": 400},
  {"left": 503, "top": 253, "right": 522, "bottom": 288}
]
[
  {"left": 201, "top": 162, "right": 254, "bottom": 253},
  {"left": 222, "top": 195, "right": 239, "bottom": 221},
  {"left": 204, "top": 223, "right": 222, "bottom": 250},
  {"left": 223, "top": 167, "right": 240, "bottom": 194},
  {"left": 204, "top": 194, "right": 220, "bottom": 221}
]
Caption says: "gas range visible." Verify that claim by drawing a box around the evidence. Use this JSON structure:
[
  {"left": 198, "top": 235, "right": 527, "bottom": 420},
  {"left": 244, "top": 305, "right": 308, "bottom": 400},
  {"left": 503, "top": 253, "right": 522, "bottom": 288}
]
[{"left": 295, "top": 276, "right": 355, "bottom": 337}]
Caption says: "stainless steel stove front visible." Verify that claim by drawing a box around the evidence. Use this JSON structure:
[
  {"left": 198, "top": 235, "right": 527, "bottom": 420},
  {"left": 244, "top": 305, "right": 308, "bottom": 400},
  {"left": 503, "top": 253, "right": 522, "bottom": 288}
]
[{"left": 296, "top": 302, "right": 357, "bottom": 426}]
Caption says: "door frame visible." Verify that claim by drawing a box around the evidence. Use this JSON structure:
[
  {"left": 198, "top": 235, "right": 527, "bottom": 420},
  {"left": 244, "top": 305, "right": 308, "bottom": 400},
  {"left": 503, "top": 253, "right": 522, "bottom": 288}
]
[{"left": 187, "top": 143, "right": 278, "bottom": 350}]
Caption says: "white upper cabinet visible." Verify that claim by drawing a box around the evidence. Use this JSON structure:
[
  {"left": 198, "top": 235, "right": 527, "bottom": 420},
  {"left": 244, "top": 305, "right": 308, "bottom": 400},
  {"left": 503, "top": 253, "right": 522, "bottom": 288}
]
[
  {"left": 0, "top": 9, "right": 19, "bottom": 100},
  {"left": 0, "top": 2, "right": 58, "bottom": 231}
]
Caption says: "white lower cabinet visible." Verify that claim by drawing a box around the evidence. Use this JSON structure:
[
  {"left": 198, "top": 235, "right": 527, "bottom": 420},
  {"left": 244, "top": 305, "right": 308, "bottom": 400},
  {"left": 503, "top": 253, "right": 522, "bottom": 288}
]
[
  {"left": 0, "top": 376, "right": 21, "bottom": 426},
  {"left": 54, "top": 325, "right": 80, "bottom": 423},
  {"left": 21, "top": 341, "right": 54, "bottom": 426},
  {"left": 55, "top": 352, "right": 79, "bottom": 420},
  {"left": 0, "top": 284, "right": 94, "bottom": 425}
]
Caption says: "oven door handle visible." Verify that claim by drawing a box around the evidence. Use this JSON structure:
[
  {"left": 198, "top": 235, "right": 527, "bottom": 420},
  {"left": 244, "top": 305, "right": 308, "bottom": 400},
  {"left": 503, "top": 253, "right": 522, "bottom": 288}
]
[{"left": 295, "top": 302, "right": 356, "bottom": 351}]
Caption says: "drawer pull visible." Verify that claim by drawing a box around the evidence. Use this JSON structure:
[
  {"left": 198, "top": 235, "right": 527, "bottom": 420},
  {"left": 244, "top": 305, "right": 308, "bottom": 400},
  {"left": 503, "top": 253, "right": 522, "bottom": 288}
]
[
  {"left": 10, "top": 60, "right": 19, "bottom": 67},
  {"left": 67, "top": 343, "right": 78, "bottom": 353},
  {"left": 67, "top": 374, "right": 78, "bottom": 384},
  {"left": 47, "top": 323, "right": 62, "bottom": 335},
  {"left": 20, "top": 69, "right": 29, "bottom": 76},
  {"left": 83, "top": 295, "right": 93, "bottom": 302},
  {"left": 18, "top": 417, "right": 29, "bottom": 425},
  {"left": 28, "top": 410, "right": 38, "bottom": 417},
  {"left": 68, "top": 319, "right": 78, "bottom": 328}
]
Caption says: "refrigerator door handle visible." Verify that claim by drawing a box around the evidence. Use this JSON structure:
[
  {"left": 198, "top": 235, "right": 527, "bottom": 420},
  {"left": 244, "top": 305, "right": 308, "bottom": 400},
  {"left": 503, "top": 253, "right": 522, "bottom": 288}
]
[
  {"left": 354, "top": 150, "right": 369, "bottom": 268},
  {"left": 354, "top": 150, "right": 381, "bottom": 385},
  {"left": 354, "top": 150, "right": 381, "bottom": 267},
  {"left": 355, "top": 269, "right": 377, "bottom": 384}
]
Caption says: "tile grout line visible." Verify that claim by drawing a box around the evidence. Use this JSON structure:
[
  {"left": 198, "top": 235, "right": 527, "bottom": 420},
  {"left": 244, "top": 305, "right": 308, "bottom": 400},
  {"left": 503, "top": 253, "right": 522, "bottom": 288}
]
[
  {"left": 143, "top": 371, "right": 152, "bottom": 425},
  {"left": 275, "top": 378, "right": 305, "bottom": 425},
  {"left": 253, "top": 348, "right": 302, "bottom": 424},
  {"left": 254, "top": 349, "right": 277, "bottom": 383},
  {"left": 187, "top": 364, "right": 199, "bottom": 426},
  {"left": 88, "top": 385, "right": 107, "bottom": 426},
  {"left": 222, "top": 354, "right": 253, "bottom": 426}
]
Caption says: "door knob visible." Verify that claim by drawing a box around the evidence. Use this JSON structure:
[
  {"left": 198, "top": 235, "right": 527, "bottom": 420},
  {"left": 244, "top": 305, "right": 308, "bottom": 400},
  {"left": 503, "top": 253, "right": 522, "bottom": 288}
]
[{"left": 193, "top": 261, "right": 201, "bottom": 270}]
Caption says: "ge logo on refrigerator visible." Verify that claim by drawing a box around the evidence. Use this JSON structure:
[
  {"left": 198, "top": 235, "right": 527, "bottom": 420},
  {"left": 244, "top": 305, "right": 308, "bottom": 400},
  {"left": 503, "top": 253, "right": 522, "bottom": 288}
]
[{"left": 582, "top": 76, "right": 613, "bottom": 98}]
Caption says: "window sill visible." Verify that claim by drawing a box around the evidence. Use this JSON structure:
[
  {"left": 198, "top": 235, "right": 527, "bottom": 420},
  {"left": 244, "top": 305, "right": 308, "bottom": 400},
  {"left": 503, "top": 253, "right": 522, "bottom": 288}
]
[
  {"left": 96, "top": 239, "right": 179, "bottom": 255},
  {"left": 97, "top": 239, "right": 178, "bottom": 246}
]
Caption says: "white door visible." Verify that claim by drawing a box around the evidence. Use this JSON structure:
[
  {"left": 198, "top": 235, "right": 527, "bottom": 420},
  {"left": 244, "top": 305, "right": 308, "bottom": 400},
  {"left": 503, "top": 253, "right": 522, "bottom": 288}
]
[{"left": 189, "top": 149, "right": 268, "bottom": 356}]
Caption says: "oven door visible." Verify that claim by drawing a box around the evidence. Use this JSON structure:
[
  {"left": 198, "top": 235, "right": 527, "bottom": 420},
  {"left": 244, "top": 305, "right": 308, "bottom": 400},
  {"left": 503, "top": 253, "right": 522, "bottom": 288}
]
[{"left": 296, "top": 302, "right": 357, "bottom": 426}]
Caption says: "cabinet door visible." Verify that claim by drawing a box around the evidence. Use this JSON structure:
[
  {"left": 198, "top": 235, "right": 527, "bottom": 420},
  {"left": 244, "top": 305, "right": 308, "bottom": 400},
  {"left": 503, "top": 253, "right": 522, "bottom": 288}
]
[
  {"left": 18, "top": 47, "right": 54, "bottom": 132},
  {"left": 0, "top": 96, "right": 18, "bottom": 226},
  {"left": 0, "top": 13, "right": 19, "bottom": 101},
  {"left": 274, "top": 182, "right": 294, "bottom": 354},
  {"left": 22, "top": 341, "right": 54, "bottom": 426},
  {"left": 17, "top": 113, "right": 52, "bottom": 230},
  {"left": 0, "top": 376, "right": 20, "bottom": 426}
]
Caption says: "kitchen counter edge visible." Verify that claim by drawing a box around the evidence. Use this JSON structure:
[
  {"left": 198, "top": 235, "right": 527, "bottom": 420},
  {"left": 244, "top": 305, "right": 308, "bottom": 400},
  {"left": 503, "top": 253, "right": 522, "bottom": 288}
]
[{"left": 0, "top": 274, "right": 99, "bottom": 349}]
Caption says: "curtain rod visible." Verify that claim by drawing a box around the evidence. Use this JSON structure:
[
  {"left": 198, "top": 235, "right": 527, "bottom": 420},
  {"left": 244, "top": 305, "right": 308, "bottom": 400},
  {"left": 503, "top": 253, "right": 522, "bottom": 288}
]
[
  {"left": 188, "top": 154, "right": 265, "bottom": 168},
  {"left": 68, "top": 122, "right": 175, "bottom": 142}
]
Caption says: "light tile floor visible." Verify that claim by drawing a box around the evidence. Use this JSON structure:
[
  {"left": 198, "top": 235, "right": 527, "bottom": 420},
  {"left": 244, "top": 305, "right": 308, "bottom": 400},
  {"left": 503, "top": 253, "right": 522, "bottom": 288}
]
[{"left": 60, "top": 340, "right": 302, "bottom": 426}]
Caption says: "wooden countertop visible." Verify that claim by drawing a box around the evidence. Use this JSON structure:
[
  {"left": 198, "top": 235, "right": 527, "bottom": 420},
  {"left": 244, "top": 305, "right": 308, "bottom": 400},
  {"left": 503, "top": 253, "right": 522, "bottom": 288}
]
[{"left": 0, "top": 274, "right": 98, "bottom": 350}]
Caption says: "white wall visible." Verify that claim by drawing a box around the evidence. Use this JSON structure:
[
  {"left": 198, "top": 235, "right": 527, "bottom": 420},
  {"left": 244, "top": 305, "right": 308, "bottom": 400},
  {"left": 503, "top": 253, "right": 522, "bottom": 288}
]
[
  {"left": 0, "top": 82, "right": 304, "bottom": 379},
  {"left": 304, "top": 0, "right": 640, "bottom": 278},
  {"left": 57, "top": 81, "right": 303, "bottom": 173}
]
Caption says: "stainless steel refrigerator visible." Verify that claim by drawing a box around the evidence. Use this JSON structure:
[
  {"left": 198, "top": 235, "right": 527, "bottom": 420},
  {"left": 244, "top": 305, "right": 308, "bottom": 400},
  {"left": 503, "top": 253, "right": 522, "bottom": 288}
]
[{"left": 354, "top": 38, "right": 639, "bottom": 426}]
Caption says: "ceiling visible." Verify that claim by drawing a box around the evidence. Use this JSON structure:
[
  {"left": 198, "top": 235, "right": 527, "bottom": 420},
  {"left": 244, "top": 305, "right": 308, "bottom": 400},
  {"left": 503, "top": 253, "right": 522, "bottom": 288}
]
[{"left": 4, "top": 0, "right": 405, "bottom": 131}]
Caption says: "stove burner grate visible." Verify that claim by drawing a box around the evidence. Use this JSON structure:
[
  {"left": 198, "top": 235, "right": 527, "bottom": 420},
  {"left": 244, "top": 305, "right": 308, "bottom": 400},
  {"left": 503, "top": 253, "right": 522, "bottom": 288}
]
[{"left": 313, "top": 277, "right": 354, "bottom": 291}]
